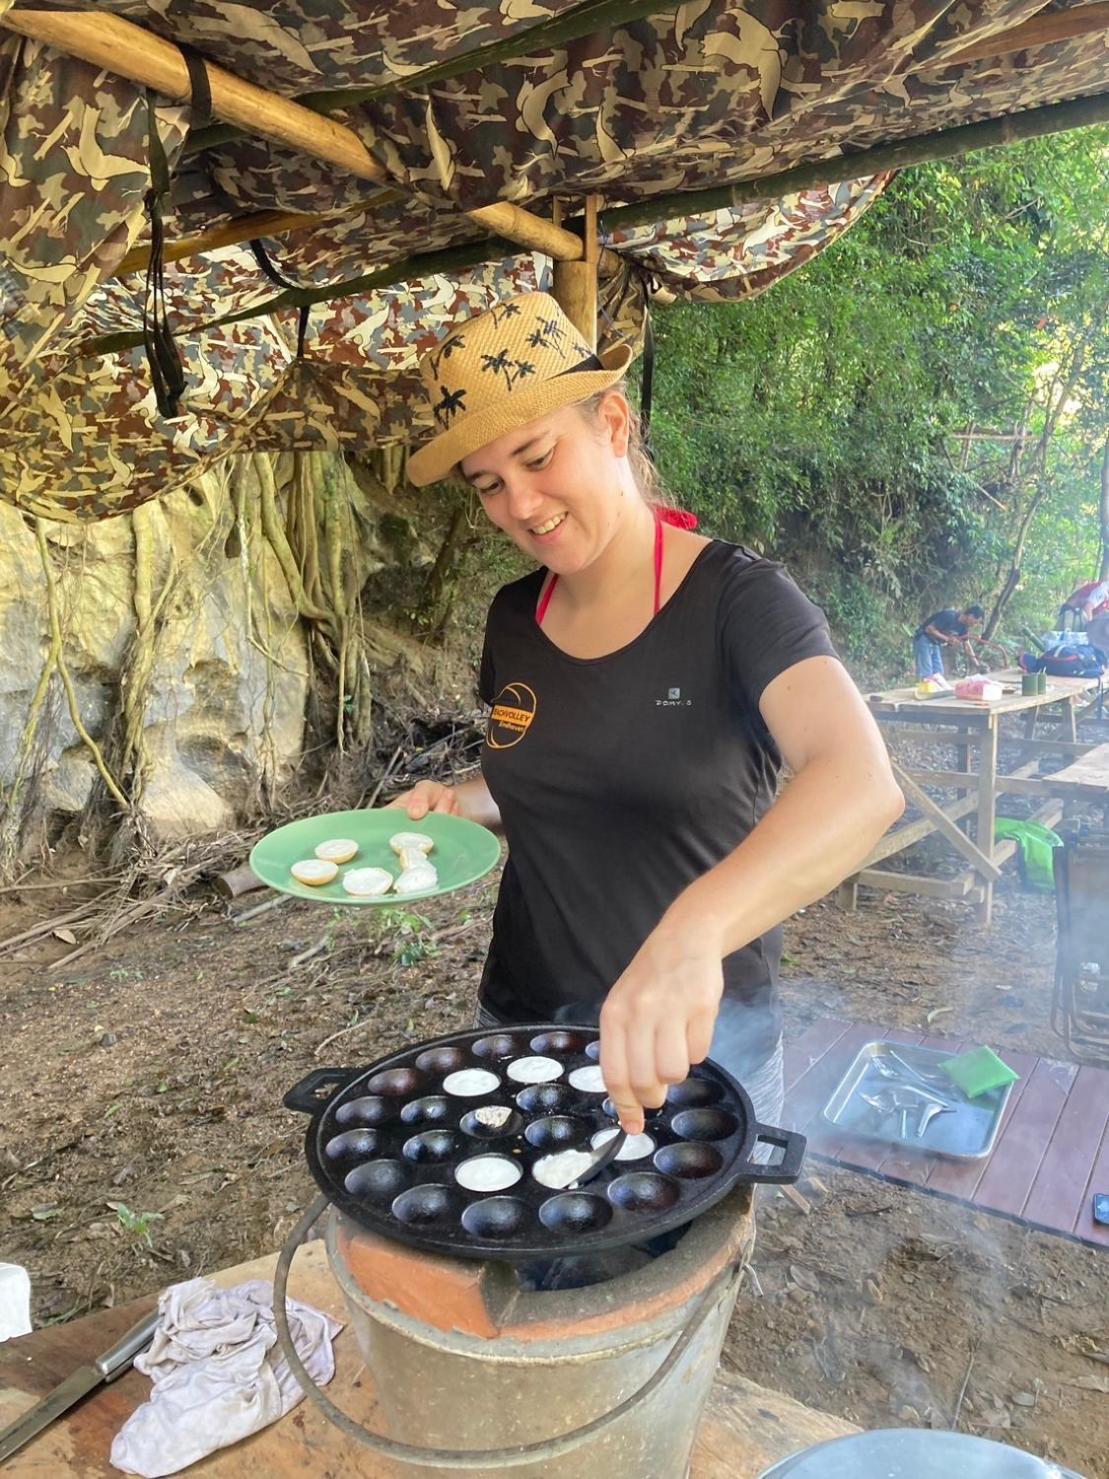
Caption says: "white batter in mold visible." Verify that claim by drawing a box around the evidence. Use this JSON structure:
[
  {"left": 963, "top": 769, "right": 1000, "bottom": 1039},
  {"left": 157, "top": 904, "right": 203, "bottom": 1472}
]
[
  {"left": 506, "top": 1056, "right": 563, "bottom": 1084},
  {"left": 473, "top": 1105, "right": 514, "bottom": 1129},
  {"left": 455, "top": 1156, "right": 522, "bottom": 1193},
  {"left": 532, "top": 1149, "right": 597, "bottom": 1190},
  {"left": 591, "top": 1127, "right": 655, "bottom": 1161},
  {"left": 443, "top": 1069, "right": 501, "bottom": 1097},
  {"left": 568, "top": 1065, "right": 607, "bottom": 1093}
]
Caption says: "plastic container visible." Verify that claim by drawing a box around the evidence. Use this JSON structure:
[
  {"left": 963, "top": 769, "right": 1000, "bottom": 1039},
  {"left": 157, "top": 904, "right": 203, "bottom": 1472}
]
[
  {"left": 955, "top": 677, "right": 1003, "bottom": 702},
  {"left": 756, "top": 1428, "right": 1085, "bottom": 1478},
  {"left": 0, "top": 1263, "right": 31, "bottom": 1342}
]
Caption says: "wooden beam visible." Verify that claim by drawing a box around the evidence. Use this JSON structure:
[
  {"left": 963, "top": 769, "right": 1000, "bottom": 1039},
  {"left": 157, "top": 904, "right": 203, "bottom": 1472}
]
[
  {"left": 909, "top": 769, "right": 1109, "bottom": 801},
  {"left": 114, "top": 207, "right": 369, "bottom": 276},
  {"left": 1, "top": 8, "right": 605, "bottom": 269},
  {"left": 891, "top": 760, "right": 1003, "bottom": 882},
  {"left": 552, "top": 194, "right": 600, "bottom": 345},
  {"left": 856, "top": 867, "right": 977, "bottom": 900},
  {"left": 1014, "top": 738, "right": 1098, "bottom": 758},
  {"left": 861, "top": 794, "right": 978, "bottom": 868},
  {"left": 936, "top": 4, "right": 1109, "bottom": 68},
  {"left": 856, "top": 797, "right": 1064, "bottom": 901},
  {"left": 3, "top": 10, "right": 388, "bottom": 183}
]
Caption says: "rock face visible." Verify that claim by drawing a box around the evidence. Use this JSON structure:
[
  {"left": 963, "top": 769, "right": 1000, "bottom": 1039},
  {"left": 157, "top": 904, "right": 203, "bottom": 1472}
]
[{"left": 0, "top": 455, "right": 316, "bottom": 845}]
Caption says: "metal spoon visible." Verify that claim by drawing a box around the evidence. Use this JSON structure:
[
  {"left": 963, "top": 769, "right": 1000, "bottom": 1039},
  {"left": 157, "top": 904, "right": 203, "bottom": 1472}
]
[
  {"left": 568, "top": 1127, "right": 628, "bottom": 1189},
  {"left": 860, "top": 1089, "right": 900, "bottom": 1121},
  {"left": 872, "top": 1056, "right": 956, "bottom": 1106},
  {"left": 915, "top": 1101, "right": 955, "bottom": 1138}
]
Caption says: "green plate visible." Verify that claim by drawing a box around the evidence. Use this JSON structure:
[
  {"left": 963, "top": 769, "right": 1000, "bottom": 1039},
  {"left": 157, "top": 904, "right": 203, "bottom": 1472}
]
[{"left": 249, "top": 809, "right": 501, "bottom": 906}]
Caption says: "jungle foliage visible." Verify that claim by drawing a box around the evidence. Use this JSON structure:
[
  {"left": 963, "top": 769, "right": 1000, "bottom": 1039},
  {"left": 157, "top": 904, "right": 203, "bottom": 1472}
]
[{"left": 642, "top": 126, "right": 1109, "bottom": 679}]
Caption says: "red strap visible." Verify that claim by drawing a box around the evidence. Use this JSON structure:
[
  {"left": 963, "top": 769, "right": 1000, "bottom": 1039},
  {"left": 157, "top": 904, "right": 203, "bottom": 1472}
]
[
  {"left": 657, "top": 507, "right": 698, "bottom": 530},
  {"left": 652, "top": 507, "right": 663, "bottom": 614},
  {"left": 535, "top": 505, "right": 693, "bottom": 626},
  {"left": 535, "top": 571, "right": 557, "bottom": 626}
]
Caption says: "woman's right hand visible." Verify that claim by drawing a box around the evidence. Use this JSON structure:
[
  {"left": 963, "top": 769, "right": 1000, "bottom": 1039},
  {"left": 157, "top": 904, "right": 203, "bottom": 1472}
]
[{"left": 383, "top": 780, "right": 461, "bottom": 820}]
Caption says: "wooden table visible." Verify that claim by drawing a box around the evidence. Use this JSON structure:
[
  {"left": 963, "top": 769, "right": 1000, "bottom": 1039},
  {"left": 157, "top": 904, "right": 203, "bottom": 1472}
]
[
  {"left": 0, "top": 1244, "right": 856, "bottom": 1478},
  {"left": 846, "top": 671, "right": 1103, "bottom": 923}
]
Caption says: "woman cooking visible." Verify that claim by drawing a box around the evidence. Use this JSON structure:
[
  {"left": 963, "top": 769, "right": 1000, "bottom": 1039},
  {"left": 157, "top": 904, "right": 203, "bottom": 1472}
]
[{"left": 387, "top": 292, "right": 904, "bottom": 1139}]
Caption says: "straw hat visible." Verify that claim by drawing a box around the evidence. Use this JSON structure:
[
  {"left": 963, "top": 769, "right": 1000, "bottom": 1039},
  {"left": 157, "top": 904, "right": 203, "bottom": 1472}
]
[{"left": 406, "top": 292, "right": 633, "bottom": 486}]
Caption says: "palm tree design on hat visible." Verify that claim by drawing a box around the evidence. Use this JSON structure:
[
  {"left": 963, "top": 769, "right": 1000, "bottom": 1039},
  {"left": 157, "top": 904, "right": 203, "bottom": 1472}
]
[
  {"left": 433, "top": 384, "right": 467, "bottom": 426},
  {"left": 481, "top": 350, "right": 537, "bottom": 391},
  {"left": 427, "top": 334, "right": 464, "bottom": 378}
]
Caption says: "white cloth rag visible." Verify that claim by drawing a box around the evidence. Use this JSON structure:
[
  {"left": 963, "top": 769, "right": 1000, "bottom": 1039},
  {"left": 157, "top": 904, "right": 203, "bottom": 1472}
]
[{"left": 109, "top": 1276, "right": 342, "bottom": 1477}]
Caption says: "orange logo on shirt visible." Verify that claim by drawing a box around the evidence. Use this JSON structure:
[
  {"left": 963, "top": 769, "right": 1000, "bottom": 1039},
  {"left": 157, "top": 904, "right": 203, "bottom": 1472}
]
[{"left": 487, "top": 682, "right": 537, "bottom": 749}]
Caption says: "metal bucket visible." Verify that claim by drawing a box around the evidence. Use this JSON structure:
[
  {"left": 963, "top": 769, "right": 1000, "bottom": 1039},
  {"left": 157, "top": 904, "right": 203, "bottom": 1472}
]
[
  {"left": 324, "top": 1184, "right": 754, "bottom": 1478},
  {"left": 756, "top": 1429, "right": 1086, "bottom": 1479}
]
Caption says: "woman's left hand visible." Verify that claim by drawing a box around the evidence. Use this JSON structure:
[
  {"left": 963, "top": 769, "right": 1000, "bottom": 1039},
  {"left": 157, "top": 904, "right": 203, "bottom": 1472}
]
[{"left": 599, "top": 927, "right": 724, "bottom": 1135}]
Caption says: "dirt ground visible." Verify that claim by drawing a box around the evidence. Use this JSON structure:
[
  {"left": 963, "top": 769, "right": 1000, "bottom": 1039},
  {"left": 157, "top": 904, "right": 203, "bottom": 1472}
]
[{"left": 2, "top": 810, "right": 1108, "bottom": 1474}]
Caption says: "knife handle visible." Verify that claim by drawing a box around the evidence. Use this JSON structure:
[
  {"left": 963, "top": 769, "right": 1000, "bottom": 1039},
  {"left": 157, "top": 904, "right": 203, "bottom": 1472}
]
[{"left": 94, "top": 1310, "right": 160, "bottom": 1382}]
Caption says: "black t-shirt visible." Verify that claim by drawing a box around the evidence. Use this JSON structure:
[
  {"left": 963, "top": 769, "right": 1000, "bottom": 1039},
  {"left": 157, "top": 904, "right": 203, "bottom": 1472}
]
[
  {"left": 916, "top": 609, "right": 969, "bottom": 640},
  {"left": 475, "top": 540, "right": 838, "bottom": 1066}
]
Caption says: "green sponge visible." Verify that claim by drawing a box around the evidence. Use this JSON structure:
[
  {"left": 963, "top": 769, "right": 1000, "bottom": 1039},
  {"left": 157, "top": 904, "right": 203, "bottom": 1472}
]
[{"left": 939, "top": 1046, "right": 1019, "bottom": 1099}]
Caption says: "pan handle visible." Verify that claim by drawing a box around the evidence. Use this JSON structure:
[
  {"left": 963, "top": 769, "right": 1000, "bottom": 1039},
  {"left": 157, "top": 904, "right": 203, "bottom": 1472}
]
[
  {"left": 737, "top": 1123, "right": 807, "bottom": 1185},
  {"left": 283, "top": 1067, "right": 361, "bottom": 1115}
]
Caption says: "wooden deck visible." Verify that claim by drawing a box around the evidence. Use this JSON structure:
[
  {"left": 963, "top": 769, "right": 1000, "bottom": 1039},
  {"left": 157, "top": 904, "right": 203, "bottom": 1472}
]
[{"left": 783, "top": 1018, "right": 1109, "bottom": 1249}]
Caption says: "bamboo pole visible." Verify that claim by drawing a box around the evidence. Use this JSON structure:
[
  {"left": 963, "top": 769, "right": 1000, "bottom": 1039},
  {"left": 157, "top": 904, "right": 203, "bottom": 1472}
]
[
  {"left": 80, "top": 85, "right": 1109, "bottom": 359},
  {"left": 114, "top": 206, "right": 380, "bottom": 277},
  {"left": 552, "top": 194, "right": 600, "bottom": 345},
  {"left": 0, "top": 8, "right": 600, "bottom": 265},
  {"left": 2, "top": 10, "right": 389, "bottom": 184}
]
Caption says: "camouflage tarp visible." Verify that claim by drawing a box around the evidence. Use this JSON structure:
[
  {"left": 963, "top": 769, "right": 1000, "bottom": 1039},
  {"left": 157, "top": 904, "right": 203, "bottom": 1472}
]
[{"left": 1, "top": 1, "right": 1106, "bottom": 518}]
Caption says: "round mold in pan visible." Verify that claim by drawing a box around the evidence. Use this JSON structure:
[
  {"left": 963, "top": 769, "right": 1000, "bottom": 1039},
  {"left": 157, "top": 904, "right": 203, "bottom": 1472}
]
[{"left": 285, "top": 1024, "right": 803, "bottom": 1261}]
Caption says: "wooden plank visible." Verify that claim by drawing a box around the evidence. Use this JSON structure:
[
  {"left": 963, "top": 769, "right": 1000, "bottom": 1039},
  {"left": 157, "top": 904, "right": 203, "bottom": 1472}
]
[
  {"left": 862, "top": 794, "right": 978, "bottom": 867},
  {"left": 1047, "top": 742, "right": 1109, "bottom": 788},
  {"left": 909, "top": 769, "right": 1109, "bottom": 800},
  {"left": 1005, "top": 738, "right": 1097, "bottom": 758},
  {"left": 875, "top": 726, "right": 985, "bottom": 744},
  {"left": 693, "top": 1370, "right": 858, "bottom": 1477},
  {"left": 1021, "top": 1063, "right": 1109, "bottom": 1233},
  {"left": 890, "top": 759, "right": 1003, "bottom": 882},
  {"left": 972, "top": 1057, "right": 1078, "bottom": 1219},
  {"left": 794, "top": 1027, "right": 1109, "bottom": 1247},
  {"left": 0, "top": 1242, "right": 392, "bottom": 1479},
  {"left": 976, "top": 719, "right": 1000, "bottom": 923},
  {"left": 1072, "top": 1110, "right": 1109, "bottom": 1247},
  {"left": 868, "top": 675, "right": 1097, "bottom": 723},
  {"left": 856, "top": 868, "right": 977, "bottom": 899},
  {"left": 782, "top": 1018, "right": 855, "bottom": 1097}
]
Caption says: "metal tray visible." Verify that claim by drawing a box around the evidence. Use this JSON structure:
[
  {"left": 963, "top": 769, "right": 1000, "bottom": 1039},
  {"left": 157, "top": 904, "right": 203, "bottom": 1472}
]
[{"left": 821, "top": 1041, "right": 1014, "bottom": 1160}]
